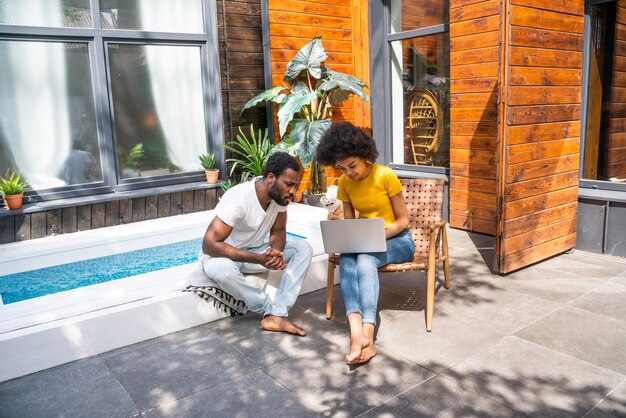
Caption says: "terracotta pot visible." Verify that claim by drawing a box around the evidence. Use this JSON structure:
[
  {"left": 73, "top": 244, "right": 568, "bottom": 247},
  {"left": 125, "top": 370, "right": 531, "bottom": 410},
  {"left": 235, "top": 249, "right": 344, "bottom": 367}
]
[
  {"left": 204, "top": 169, "right": 219, "bottom": 184},
  {"left": 3, "top": 192, "right": 24, "bottom": 210}
]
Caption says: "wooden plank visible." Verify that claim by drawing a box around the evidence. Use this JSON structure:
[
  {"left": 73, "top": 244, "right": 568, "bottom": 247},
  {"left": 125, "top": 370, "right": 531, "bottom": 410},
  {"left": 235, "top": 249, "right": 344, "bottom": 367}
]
[
  {"left": 105, "top": 201, "right": 119, "bottom": 227},
  {"left": 119, "top": 199, "right": 132, "bottom": 224},
  {"left": 450, "top": 31, "right": 499, "bottom": 51},
  {"left": 170, "top": 192, "right": 183, "bottom": 216},
  {"left": 506, "top": 154, "right": 579, "bottom": 183},
  {"left": 450, "top": 0, "right": 500, "bottom": 22},
  {"left": 450, "top": 62, "right": 499, "bottom": 79},
  {"left": 14, "top": 214, "right": 30, "bottom": 241},
  {"left": 450, "top": 106, "right": 498, "bottom": 121},
  {"left": 0, "top": 215, "right": 14, "bottom": 244},
  {"left": 509, "top": 67, "right": 582, "bottom": 86},
  {"left": 62, "top": 207, "right": 77, "bottom": 234},
  {"left": 504, "top": 202, "right": 577, "bottom": 237},
  {"left": 510, "top": 0, "right": 584, "bottom": 16},
  {"left": 510, "top": 47, "right": 582, "bottom": 68},
  {"left": 507, "top": 104, "right": 580, "bottom": 125},
  {"left": 450, "top": 15, "right": 500, "bottom": 37},
  {"left": 450, "top": 175, "right": 497, "bottom": 191},
  {"left": 507, "top": 138, "right": 579, "bottom": 164},
  {"left": 270, "top": 1, "right": 351, "bottom": 17},
  {"left": 450, "top": 201, "right": 497, "bottom": 220},
  {"left": 450, "top": 149, "right": 496, "bottom": 165},
  {"left": 450, "top": 47, "right": 499, "bottom": 66},
  {"left": 91, "top": 203, "right": 106, "bottom": 229},
  {"left": 269, "top": 24, "right": 352, "bottom": 41},
  {"left": 505, "top": 170, "right": 579, "bottom": 201},
  {"left": 503, "top": 217, "right": 577, "bottom": 255},
  {"left": 450, "top": 162, "right": 497, "bottom": 179},
  {"left": 508, "top": 86, "right": 581, "bottom": 106},
  {"left": 450, "top": 214, "right": 496, "bottom": 234},
  {"left": 450, "top": 135, "right": 497, "bottom": 150},
  {"left": 450, "top": 78, "right": 498, "bottom": 93},
  {"left": 510, "top": 26, "right": 582, "bottom": 51},
  {"left": 450, "top": 189, "right": 497, "bottom": 207},
  {"left": 509, "top": 121, "right": 580, "bottom": 144},
  {"left": 450, "top": 92, "right": 498, "bottom": 107},
  {"left": 268, "top": 11, "right": 351, "bottom": 30},
  {"left": 182, "top": 191, "right": 194, "bottom": 214},
  {"left": 31, "top": 212, "right": 47, "bottom": 239},
  {"left": 77, "top": 205, "right": 91, "bottom": 231},
  {"left": 510, "top": 5, "right": 584, "bottom": 33},
  {"left": 194, "top": 190, "right": 207, "bottom": 212},
  {"left": 504, "top": 186, "right": 578, "bottom": 218},
  {"left": 451, "top": 121, "right": 497, "bottom": 137},
  {"left": 502, "top": 232, "right": 577, "bottom": 273},
  {"left": 47, "top": 209, "right": 61, "bottom": 236},
  {"left": 145, "top": 195, "right": 158, "bottom": 220},
  {"left": 157, "top": 194, "right": 171, "bottom": 218},
  {"left": 207, "top": 188, "right": 219, "bottom": 209},
  {"left": 132, "top": 197, "right": 146, "bottom": 222}
]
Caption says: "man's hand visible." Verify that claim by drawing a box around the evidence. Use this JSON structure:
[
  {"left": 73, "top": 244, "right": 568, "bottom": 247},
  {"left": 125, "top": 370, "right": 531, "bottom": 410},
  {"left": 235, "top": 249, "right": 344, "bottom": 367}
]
[{"left": 261, "top": 247, "right": 287, "bottom": 270}]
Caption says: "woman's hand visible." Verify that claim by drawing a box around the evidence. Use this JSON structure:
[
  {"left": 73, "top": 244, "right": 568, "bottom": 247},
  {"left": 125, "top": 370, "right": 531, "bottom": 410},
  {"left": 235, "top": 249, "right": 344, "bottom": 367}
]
[{"left": 328, "top": 253, "right": 340, "bottom": 265}]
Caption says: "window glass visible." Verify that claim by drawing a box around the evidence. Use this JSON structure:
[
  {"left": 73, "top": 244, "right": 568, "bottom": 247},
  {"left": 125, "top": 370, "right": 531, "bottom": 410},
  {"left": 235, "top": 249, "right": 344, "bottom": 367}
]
[
  {"left": 0, "top": 0, "right": 91, "bottom": 28},
  {"left": 390, "top": 33, "right": 450, "bottom": 167},
  {"left": 0, "top": 40, "right": 102, "bottom": 189},
  {"left": 99, "top": 0, "right": 204, "bottom": 33},
  {"left": 389, "top": 0, "right": 448, "bottom": 33},
  {"left": 583, "top": 0, "right": 625, "bottom": 183},
  {"left": 107, "top": 44, "right": 207, "bottom": 179}
]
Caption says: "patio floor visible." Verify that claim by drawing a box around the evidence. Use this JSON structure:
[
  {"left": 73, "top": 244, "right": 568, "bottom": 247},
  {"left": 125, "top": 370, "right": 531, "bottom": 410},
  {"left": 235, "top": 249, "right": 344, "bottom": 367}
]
[{"left": 1, "top": 228, "right": 625, "bottom": 417}]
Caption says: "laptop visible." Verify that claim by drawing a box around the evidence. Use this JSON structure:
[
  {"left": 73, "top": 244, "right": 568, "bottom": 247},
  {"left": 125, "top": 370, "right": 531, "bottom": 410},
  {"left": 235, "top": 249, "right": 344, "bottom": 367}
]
[{"left": 320, "top": 218, "right": 387, "bottom": 253}]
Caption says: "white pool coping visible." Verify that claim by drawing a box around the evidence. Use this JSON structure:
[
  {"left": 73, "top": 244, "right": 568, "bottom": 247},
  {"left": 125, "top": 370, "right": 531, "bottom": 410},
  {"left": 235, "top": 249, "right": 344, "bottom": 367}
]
[{"left": 0, "top": 203, "right": 336, "bottom": 382}]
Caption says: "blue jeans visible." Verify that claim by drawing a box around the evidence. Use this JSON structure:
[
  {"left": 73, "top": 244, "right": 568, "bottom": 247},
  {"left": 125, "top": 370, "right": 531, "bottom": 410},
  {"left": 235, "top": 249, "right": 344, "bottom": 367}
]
[
  {"left": 201, "top": 239, "right": 312, "bottom": 317},
  {"left": 339, "top": 228, "right": 415, "bottom": 324}
]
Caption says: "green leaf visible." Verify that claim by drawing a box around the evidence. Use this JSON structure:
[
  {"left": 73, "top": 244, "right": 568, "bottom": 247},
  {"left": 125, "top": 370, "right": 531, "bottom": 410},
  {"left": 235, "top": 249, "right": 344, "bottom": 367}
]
[
  {"left": 290, "top": 118, "right": 332, "bottom": 167},
  {"left": 241, "top": 86, "right": 289, "bottom": 113},
  {"left": 284, "top": 37, "right": 327, "bottom": 81},
  {"left": 223, "top": 124, "right": 274, "bottom": 183},
  {"left": 277, "top": 92, "right": 317, "bottom": 137},
  {"left": 318, "top": 69, "right": 369, "bottom": 104}
]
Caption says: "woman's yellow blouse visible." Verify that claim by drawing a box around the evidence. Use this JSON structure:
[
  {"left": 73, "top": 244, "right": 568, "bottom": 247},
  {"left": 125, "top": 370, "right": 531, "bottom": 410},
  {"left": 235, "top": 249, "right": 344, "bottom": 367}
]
[{"left": 336, "top": 164, "right": 403, "bottom": 227}]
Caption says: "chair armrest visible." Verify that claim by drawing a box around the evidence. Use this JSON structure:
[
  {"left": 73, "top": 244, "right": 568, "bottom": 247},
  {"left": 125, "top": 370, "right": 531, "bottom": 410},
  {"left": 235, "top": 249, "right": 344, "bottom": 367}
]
[{"left": 429, "top": 221, "right": 447, "bottom": 232}]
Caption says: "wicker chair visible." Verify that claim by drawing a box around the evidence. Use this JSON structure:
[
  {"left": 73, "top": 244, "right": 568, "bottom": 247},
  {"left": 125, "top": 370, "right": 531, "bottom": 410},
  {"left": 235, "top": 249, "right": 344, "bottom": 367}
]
[
  {"left": 409, "top": 88, "right": 443, "bottom": 166},
  {"left": 325, "top": 178, "right": 450, "bottom": 331}
]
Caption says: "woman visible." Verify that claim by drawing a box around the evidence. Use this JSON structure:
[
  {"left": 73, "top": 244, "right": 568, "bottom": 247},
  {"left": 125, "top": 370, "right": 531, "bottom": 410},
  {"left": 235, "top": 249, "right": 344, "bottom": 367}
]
[{"left": 316, "top": 122, "right": 415, "bottom": 364}]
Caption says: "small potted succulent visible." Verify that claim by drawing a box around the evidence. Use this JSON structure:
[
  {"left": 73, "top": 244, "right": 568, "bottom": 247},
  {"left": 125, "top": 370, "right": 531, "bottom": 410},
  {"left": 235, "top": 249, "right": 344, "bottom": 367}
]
[
  {"left": 198, "top": 153, "right": 219, "bottom": 184},
  {"left": 0, "top": 169, "right": 29, "bottom": 210}
]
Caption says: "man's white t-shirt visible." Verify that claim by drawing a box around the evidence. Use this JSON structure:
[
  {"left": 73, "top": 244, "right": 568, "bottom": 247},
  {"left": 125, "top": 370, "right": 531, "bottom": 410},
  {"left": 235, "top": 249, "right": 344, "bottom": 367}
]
[{"left": 204, "top": 177, "right": 287, "bottom": 253}]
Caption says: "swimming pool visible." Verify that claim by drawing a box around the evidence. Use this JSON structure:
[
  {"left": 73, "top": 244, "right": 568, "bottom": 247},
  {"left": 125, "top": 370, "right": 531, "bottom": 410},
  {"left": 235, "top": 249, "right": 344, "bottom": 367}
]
[
  {"left": 0, "top": 233, "right": 305, "bottom": 304},
  {"left": 0, "top": 204, "right": 333, "bottom": 382}
]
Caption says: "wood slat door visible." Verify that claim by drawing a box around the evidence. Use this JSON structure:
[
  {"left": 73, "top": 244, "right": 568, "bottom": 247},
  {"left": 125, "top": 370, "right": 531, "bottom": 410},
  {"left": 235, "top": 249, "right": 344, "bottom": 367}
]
[{"left": 495, "top": 0, "right": 585, "bottom": 273}]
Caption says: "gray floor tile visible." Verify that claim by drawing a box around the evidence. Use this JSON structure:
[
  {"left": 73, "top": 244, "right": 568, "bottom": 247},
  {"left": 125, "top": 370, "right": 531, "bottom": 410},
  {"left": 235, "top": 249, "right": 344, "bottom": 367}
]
[
  {"left": 537, "top": 251, "right": 626, "bottom": 280},
  {"left": 263, "top": 341, "right": 434, "bottom": 418},
  {"left": 361, "top": 375, "right": 517, "bottom": 417},
  {"left": 104, "top": 328, "right": 257, "bottom": 410},
  {"left": 515, "top": 306, "right": 626, "bottom": 374},
  {"left": 443, "top": 336, "right": 625, "bottom": 417},
  {"left": 585, "top": 379, "right": 626, "bottom": 418},
  {"left": 499, "top": 271, "right": 605, "bottom": 305},
  {"left": 570, "top": 282, "right": 626, "bottom": 321},
  {"left": 0, "top": 359, "right": 137, "bottom": 418},
  {"left": 206, "top": 306, "right": 345, "bottom": 368},
  {"left": 142, "top": 370, "right": 321, "bottom": 418}
]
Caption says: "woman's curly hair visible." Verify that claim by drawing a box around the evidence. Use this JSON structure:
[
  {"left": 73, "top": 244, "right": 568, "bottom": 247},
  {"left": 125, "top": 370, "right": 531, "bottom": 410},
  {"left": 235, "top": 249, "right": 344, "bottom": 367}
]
[{"left": 315, "top": 122, "right": 378, "bottom": 166}]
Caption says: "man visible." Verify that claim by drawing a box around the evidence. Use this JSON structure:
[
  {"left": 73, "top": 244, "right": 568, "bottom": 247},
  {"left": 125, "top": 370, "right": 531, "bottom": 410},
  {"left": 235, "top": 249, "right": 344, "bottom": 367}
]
[{"left": 189, "top": 152, "right": 312, "bottom": 336}]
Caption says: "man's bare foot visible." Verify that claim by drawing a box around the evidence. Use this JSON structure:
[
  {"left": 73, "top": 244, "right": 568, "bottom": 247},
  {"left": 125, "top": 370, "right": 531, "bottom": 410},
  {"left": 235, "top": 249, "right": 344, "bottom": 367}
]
[
  {"left": 261, "top": 315, "right": 306, "bottom": 336},
  {"left": 346, "top": 335, "right": 369, "bottom": 364}
]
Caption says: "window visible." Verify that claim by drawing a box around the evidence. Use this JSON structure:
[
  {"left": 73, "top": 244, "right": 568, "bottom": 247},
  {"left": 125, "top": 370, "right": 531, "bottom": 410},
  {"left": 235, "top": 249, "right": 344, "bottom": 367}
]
[
  {"left": 0, "top": 0, "right": 221, "bottom": 201},
  {"left": 582, "top": 0, "right": 626, "bottom": 188},
  {"left": 385, "top": 0, "right": 450, "bottom": 171}
]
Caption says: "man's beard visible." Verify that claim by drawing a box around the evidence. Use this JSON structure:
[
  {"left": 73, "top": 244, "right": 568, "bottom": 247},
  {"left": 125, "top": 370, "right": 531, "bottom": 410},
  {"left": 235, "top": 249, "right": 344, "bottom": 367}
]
[{"left": 269, "top": 182, "right": 292, "bottom": 206}]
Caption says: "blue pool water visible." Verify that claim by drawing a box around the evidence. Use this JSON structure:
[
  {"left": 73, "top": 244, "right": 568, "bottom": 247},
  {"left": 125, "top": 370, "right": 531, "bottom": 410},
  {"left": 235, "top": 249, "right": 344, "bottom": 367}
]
[{"left": 0, "top": 233, "right": 304, "bottom": 304}]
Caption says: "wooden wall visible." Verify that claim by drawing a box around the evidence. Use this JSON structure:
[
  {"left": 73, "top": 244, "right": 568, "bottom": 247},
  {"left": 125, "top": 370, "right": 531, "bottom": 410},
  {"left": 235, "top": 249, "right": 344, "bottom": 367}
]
[
  {"left": 608, "top": 2, "right": 626, "bottom": 180},
  {"left": 266, "top": 0, "right": 371, "bottom": 199},
  {"left": 448, "top": 0, "right": 500, "bottom": 235},
  {"left": 217, "top": 0, "right": 268, "bottom": 141},
  {"left": 497, "top": 0, "right": 584, "bottom": 273}
]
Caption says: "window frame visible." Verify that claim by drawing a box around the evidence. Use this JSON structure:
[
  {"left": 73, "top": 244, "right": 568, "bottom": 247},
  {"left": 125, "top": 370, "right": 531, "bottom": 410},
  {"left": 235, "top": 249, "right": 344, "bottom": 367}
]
[
  {"left": 0, "top": 0, "right": 223, "bottom": 202},
  {"left": 579, "top": 0, "right": 626, "bottom": 193},
  {"left": 369, "top": 0, "right": 450, "bottom": 180}
]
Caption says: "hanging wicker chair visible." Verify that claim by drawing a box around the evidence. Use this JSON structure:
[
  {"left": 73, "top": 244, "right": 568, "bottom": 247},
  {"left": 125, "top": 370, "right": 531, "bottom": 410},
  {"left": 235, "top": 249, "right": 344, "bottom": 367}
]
[{"left": 408, "top": 88, "right": 443, "bottom": 166}]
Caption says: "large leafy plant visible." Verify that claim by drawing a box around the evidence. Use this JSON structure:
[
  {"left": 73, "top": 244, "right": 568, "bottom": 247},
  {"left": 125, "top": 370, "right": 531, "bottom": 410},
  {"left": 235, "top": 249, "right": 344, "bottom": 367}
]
[
  {"left": 223, "top": 124, "right": 274, "bottom": 183},
  {"left": 242, "top": 36, "right": 368, "bottom": 194}
]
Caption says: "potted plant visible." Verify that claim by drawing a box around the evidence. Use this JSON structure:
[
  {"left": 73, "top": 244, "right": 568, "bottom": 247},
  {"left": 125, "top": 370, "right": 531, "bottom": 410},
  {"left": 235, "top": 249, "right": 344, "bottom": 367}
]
[
  {"left": 198, "top": 153, "right": 219, "bottom": 184},
  {"left": 0, "top": 169, "right": 29, "bottom": 210},
  {"left": 223, "top": 124, "right": 274, "bottom": 183},
  {"left": 241, "top": 36, "right": 368, "bottom": 199}
]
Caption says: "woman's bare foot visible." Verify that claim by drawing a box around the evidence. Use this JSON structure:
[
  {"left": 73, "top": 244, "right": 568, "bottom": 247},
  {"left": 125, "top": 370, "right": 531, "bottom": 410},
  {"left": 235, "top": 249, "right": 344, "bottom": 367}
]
[
  {"left": 346, "top": 335, "right": 369, "bottom": 364},
  {"left": 356, "top": 343, "right": 377, "bottom": 364},
  {"left": 261, "top": 315, "right": 306, "bottom": 336}
]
